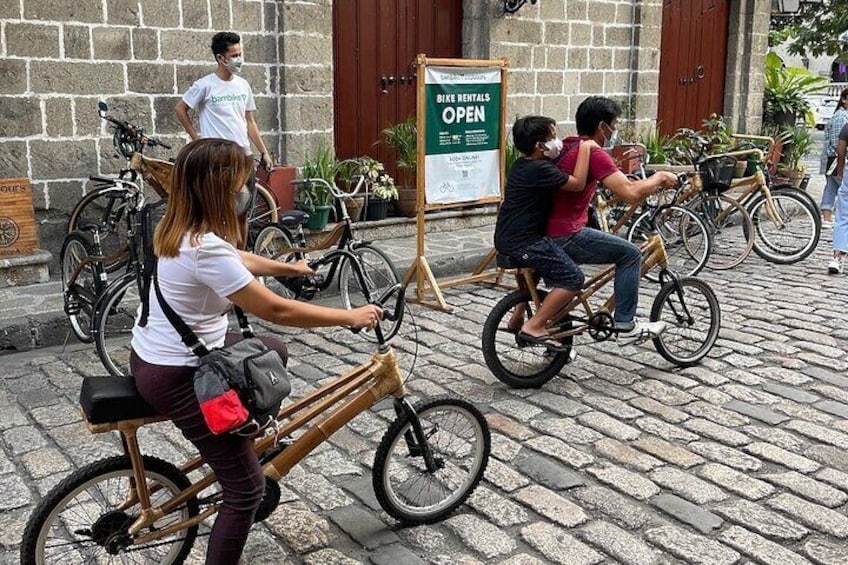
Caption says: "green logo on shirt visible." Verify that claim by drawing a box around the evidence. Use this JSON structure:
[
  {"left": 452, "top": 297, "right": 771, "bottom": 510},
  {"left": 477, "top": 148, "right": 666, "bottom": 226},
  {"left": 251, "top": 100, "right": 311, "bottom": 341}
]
[{"left": 210, "top": 93, "right": 247, "bottom": 104}]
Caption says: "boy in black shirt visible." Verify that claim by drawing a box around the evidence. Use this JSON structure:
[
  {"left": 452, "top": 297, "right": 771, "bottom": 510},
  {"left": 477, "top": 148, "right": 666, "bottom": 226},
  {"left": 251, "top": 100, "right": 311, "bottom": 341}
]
[{"left": 494, "top": 115, "right": 593, "bottom": 346}]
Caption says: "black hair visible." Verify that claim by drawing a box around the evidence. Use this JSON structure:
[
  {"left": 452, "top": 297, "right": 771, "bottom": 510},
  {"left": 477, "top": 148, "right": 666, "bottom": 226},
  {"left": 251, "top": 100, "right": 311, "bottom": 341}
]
[
  {"left": 575, "top": 96, "right": 621, "bottom": 136},
  {"left": 211, "top": 31, "right": 241, "bottom": 58},
  {"left": 512, "top": 115, "right": 556, "bottom": 156}
]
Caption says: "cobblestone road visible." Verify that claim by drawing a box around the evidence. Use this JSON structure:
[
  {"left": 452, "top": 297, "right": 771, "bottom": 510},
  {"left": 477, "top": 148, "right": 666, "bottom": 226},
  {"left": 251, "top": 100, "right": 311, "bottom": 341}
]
[{"left": 1, "top": 227, "right": 847, "bottom": 564}]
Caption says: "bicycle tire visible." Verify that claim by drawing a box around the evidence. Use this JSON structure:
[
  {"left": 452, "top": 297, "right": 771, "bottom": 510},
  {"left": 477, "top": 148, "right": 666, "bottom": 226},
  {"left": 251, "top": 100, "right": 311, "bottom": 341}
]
[
  {"left": 253, "top": 224, "right": 299, "bottom": 299},
  {"left": 650, "top": 277, "right": 720, "bottom": 367},
  {"left": 746, "top": 191, "right": 820, "bottom": 264},
  {"left": 628, "top": 204, "right": 712, "bottom": 283},
  {"left": 60, "top": 232, "right": 100, "bottom": 344},
  {"left": 20, "top": 455, "right": 199, "bottom": 565},
  {"left": 688, "top": 193, "right": 754, "bottom": 270},
  {"left": 250, "top": 182, "right": 280, "bottom": 234},
  {"left": 481, "top": 289, "right": 572, "bottom": 388},
  {"left": 372, "top": 396, "right": 490, "bottom": 525},
  {"left": 68, "top": 184, "right": 131, "bottom": 273},
  {"left": 769, "top": 183, "right": 820, "bottom": 214},
  {"left": 338, "top": 244, "right": 403, "bottom": 342},
  {"left": 93, "top": 276, "right": 141, "bottom": 377}
]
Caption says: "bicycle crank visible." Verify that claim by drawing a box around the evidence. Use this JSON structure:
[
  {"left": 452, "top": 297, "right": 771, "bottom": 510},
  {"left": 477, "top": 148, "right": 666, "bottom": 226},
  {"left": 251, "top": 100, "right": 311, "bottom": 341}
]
[{"left": 587, "top": 311, "right": 615, "bottom": 341}]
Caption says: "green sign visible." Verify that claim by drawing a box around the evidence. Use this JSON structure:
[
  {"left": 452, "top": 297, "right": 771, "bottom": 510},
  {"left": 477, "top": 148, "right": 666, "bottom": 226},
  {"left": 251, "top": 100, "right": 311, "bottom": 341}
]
[{"left": 425, "top": 83, "right": 502, "bottom": 155}]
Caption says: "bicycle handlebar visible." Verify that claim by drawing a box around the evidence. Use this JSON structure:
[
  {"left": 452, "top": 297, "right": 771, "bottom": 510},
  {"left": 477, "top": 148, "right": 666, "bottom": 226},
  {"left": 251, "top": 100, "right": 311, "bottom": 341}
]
[
  {"left": 98, "top": 103, "right": 172, "bottom": 151},
  {"left": 291, "top": 175, "right": 366, "bottom": 200}
]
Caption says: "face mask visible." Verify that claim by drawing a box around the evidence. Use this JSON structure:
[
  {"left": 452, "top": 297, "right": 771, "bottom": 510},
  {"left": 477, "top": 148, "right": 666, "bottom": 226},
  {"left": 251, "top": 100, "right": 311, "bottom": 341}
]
[
  {"left": 221, "top": 54, "right": 243, "bottom": 74},
  {"left": 542, "top": 138, "right": 563, "bottom": 159},
  {"left": 234, "top": 184, "right": 252, "bottom": 216},
  {"left": 602, "top": 123, "right": 619, "bottom": 148}
]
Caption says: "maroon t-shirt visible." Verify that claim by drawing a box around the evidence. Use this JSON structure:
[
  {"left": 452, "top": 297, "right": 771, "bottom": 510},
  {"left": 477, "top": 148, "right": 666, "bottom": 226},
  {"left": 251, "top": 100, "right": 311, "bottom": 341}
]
[{"left": 547, "top": 136, "right": 620, "bottom": 237}]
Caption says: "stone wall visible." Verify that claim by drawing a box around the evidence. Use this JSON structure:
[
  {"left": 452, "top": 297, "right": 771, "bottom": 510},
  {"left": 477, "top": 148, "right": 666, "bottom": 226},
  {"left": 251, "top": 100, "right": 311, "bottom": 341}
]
[
  {"left": 724, "top": 0, "right": 770, "bottom": 134},
  {"left": 0, "top": 0, "right": 333, "bottom": 270}
]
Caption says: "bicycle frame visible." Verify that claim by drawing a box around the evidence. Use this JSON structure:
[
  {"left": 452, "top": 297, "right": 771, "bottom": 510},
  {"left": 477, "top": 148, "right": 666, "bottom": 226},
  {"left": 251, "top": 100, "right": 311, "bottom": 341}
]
[{"left": 513, "top": 234, "right": 670, "bottom": 339}]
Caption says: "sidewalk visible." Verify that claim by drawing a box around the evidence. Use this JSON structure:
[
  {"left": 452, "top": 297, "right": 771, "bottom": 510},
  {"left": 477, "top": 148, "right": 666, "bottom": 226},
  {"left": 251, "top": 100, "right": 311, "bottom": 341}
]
[{"left": 0, "top": 210, "right": 498, "bottom": 353}]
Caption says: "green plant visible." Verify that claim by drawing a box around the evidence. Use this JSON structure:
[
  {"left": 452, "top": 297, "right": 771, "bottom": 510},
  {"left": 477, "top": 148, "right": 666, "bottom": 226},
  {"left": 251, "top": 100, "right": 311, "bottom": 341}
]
[
  {"left": 339, "top": 156, "right": 398, "bottom": 200},
  {"left": 701, "top": 114, "right": 733, "bottom": 153},
  {"left": 504, "top": 143, "right": 521, "bottom": 173},
  {"left": 637, "top": 124, "right": 672, "bottom": 165},
  {"left": 763, "top": 51, "right": 828, "bottom": 127},
  {"left": 778, "top": 125, "right": 813, "bottom": 173},
  {"left": 380, "top": 117, "right": 417, "bottom": 180},
  {"left": 299, "top": 142, "right": 337, "bottom": 208}
]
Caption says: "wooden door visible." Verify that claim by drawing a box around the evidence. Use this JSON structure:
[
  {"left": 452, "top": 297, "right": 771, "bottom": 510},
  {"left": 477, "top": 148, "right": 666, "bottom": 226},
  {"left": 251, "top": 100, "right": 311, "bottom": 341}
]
[
  {"left": 333, "top": 1, "right": 463, "bottom": 173},
  {"left": 657, "top": 0, "right": 730, "bottom": 135}
]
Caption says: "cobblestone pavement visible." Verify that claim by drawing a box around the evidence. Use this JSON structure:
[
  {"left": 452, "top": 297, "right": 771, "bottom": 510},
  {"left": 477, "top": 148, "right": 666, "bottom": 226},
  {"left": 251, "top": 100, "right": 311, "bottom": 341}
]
[{"left": 1, "top": 218, "right": 847, "bottom": 564}]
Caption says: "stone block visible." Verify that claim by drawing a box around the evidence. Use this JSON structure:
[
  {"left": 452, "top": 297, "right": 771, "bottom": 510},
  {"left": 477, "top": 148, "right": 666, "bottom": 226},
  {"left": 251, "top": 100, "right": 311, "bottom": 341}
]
[
  {"left": 605, "top": 71, "right": 629, "bottom": 94},
  {"left": 280, "top": 34, "right": 332, "bottom": 66},
  {"left": 107, "top": 0, "right": 141, "bottom": 25},
  {"left": 153, "top": 96, "right": 185, "bottom": 135},
  {"left": 238, "top": 65, "right": 268, "bottom": 94},
  {"left": 29, "top": 181, "right": 47, "bottom": 210},
  {"left": 567, "top": 0, "right": 588, "bottom": 20},
  {"left": 281, "top": 95, "right": 333, "bottom": 132},
  {"left": 45, "top": 98, "right": 73, "bottom": 138},
  {"left": 127, "top": 62, "right": 175, "bottom": 94},
  {"left": 606, "top": 26, "right": 632, "bottom": 47},
  {"left": 243, "top": 33, "right": 277, "bottom": 65},
  {"left": 33, "top": 312, "right": 69, "bottom": 348},
  {"left": 63, "top": 26, "right": 92, "bottom": 60},
  {"left": 0, "top": 61, "right": 27, "bottom": 96},
  {"left": 103, "top": 96, "right": 154, "bottom": 131},
  {"left": 508, "top": 70, "right": 535, "bottom": 94},
  {"left": 252, "top": 96, "right": 278, "bottom": 131},
  {"left": 161, "top": 30, "right": 215, "bottom": 63},
  {"left": 279, "top": 66, "right": 332, "bottom": 95},
  {"left": 327, "top": 506, "right": 398, "bottom": 550},
  {"left": 25, "top": 1, "right": 102, "bottom": 23},
  {"left": 279, "top": 131, "right": 332, "bottom": 165},
  {"left": 175, "top": 64, "right": 211, "bottom": 92},
  {"left": 0, "top": 97, "right": 42, "bottom": 138},
  {"left": 181, "top": 0, "right": 209, "bottom": 28},
  {"left": 540, "top": 95, "right": 569, "bottom": 119},
  {"left": 209, "top": 0, "right": 231, "bottom": 29},
  {"left": 545, "top": 22, "right": 569, "bottom": 45},
  {"left": 140, "top": 0, "right": 180, "bottom": 28},
  {"left": 543, "top": 46, "right": 567, "bottom": 70},
  {"left": 30, "top": 139, "right": 98, "bottom": 180},
  {"left": 74, "top": 98, "right": 102, "bottom": 136},
  {"left": 506, "top": 95, "right": 541, "bottom": 120},
  {"left": 588, "top": 3, "right": 618, "bottom": 25},
  {"left": 0, "top": 2, "right": 20, "bottom": 18},
  {"left": 491, "top": 19, "right": 543, "bottom": 45},
  {"left": 0, "top": 141, "right": 29, "bottom": 177},
  {"left": 278, "top": 2, "right": 331, "bottom": 35},
  {"left": 0, "top": 317, "right": 33, "bottom": 352},
  {"left": 568, "top": 48, "right": 588, "bottom": 70},
  {"left": 537, "top": 72, "right": 563, "bottom": 95},
  {"left": 539, "top": 0, "right": 565, "bottom": 20},
  {"left": 132, "top": 28, "right": 159, "bottom": 61},
  {"left": 92, "top": 27, "right": 132, "bottom": 61},
  {"left": 232, "top": 0, "right": 264, "bottom": 32},
  {"left": 580, "top": 71, "right": 604, "bottom": 95},
  {"left": 45, "top": 181, "right": 85, "bottom": 212},
  {"left": 589, "top": 49, "right": 613, "bottom": 71},
  {"left": 31, "top": 62, "right": 124, "bottom": 96},
  {"left": 569, "top": 22, "right": 592, "bottom": 46},
  {"left": 6, "top": 23, "right": 61, "bottom": 59}
]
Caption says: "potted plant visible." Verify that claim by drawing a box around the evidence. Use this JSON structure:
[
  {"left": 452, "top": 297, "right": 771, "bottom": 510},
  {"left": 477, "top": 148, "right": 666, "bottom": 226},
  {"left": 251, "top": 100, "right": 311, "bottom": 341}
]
[
  {"left": 778, "top": 125, "right": 813, "bottom": 188},
  {"left": 298, "top": 142, "right": 337, "bottom": 230},
  {"left": 355, "top": 156, "right": 398, "bottom": 221},
  {"left": 380, "top": 117, "right": 417, "bottom": 217},
  {"left": 763, "top": 51, "right": 828, "bottom": 128}
]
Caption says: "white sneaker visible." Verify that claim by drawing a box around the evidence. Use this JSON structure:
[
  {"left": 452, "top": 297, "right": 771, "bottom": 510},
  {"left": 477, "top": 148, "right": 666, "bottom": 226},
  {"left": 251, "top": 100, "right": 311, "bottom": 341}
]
[
  {"left": 828, "top": 258, "right": 842, "bottom": 274},
  {"left": 616, "top": 320, "right": 668, "bottom": 345}
]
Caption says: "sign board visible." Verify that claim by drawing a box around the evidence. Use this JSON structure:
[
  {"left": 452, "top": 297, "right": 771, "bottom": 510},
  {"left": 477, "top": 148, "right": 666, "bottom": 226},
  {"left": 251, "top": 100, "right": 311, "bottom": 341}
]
[
  {"left": 0, "top": 178, "right": 38, "bottom": 258},
  {"left": 424, "top": 66, "right": 502, "bottom": 205}
]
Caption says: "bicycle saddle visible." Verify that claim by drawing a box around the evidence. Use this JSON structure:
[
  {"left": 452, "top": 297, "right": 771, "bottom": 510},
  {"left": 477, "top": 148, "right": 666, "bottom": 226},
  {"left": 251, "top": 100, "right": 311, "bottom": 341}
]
[
  {"left": 278, "top": 210, "right": 309, "bottom": 227},
  {"left": 80, "top": 376, "right": 159, "bottom": 424}
]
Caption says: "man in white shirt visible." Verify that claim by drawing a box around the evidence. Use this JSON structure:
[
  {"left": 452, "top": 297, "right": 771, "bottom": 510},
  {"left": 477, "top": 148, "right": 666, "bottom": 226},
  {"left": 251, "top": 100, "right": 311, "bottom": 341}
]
[{"left": 175, "top": 31, "right": 271, "bottom": 170}]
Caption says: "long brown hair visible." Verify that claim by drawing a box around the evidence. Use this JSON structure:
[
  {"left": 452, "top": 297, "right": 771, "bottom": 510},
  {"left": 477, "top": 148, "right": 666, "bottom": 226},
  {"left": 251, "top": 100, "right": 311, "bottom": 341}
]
[
  {"left": 840, "top": 87, "right": 848, "bottom": 111},
  {"left": 154, "top": 138, "right": 252, "bottom": 257}
]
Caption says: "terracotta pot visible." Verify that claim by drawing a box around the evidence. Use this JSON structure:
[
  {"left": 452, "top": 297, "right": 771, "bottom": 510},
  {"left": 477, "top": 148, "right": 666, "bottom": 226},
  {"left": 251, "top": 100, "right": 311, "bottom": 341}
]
[{"left": 395, "top": 186, "right": 418, "bottom": 217}]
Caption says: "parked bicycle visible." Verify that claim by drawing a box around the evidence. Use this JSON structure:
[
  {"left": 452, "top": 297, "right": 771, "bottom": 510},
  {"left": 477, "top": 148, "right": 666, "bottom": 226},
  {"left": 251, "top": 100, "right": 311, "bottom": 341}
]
[
  {"left": 21, "top": 285, "right": 491, "bottom": 564},
  {"left": 252, "top": 176, "right": 403, "bottom": 341},
  {"left": 482, "top": 231, "right": 721, "bottom": 389}
]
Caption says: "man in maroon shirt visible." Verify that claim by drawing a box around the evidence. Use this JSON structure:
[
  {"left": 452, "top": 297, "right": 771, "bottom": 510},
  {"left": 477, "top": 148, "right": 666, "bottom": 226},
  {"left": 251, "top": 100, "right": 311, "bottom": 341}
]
[{"left": 548, "top": 97, "right": 678, "bottom": 345}]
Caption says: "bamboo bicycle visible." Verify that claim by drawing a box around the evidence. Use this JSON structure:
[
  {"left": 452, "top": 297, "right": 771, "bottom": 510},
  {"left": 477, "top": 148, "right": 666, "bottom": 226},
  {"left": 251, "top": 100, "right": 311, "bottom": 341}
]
[
  {"left": 21, "top": 284, "right": 491, "bottom": 564},
  {"left": 481, "top": 234, "right": 721, "bottom": 389}
]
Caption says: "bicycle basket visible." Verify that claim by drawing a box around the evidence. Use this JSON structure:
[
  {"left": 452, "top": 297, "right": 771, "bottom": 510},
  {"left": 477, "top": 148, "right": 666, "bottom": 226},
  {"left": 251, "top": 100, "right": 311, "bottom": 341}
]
[{"left": 699, "top": 156, "right": 737, "bottom": 193}]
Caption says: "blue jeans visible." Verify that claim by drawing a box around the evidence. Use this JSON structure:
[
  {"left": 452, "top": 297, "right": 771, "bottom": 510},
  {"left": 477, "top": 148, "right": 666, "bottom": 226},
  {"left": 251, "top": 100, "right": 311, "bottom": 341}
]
[
  {"left": 834, "top": 177, "right": 848, "bottom": 254},
  {"left": 554, "top": 227, "right": 642, "bottom": 325},
  {"left": 822, "top": 175, "right": 840, "bottom": 213}
]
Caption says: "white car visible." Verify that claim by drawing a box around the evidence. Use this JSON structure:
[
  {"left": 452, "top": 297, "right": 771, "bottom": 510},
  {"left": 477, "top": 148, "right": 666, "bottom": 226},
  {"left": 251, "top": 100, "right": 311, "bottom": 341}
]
[{"left": 815, "top": 98, "right": 839, "bottom": 130}]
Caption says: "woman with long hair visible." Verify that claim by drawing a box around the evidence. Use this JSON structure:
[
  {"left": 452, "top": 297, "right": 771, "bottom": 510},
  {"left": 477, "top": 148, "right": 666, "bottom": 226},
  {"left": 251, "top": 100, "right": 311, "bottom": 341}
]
[
  {"left": 820, "top": 87, "right": 848, "bottom": 227},
  {"left": 130, "top": 138, "right": 382, "bottom": 563}
]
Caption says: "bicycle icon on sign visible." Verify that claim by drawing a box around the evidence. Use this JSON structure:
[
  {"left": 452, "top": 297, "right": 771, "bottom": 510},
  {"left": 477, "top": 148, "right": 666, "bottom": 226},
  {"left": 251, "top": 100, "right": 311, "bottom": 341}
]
[{"left": 439, "top": 181, "right": 456, "bottom": 194}]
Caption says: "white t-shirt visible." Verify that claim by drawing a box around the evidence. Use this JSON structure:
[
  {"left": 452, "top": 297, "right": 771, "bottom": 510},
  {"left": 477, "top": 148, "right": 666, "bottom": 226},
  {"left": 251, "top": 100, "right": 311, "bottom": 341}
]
[
  {"left": 131, "top": 232, "right": 255, "bottom": 367},
  {"left": 181, "top": 73, "right": 256, "bottom": 152}
]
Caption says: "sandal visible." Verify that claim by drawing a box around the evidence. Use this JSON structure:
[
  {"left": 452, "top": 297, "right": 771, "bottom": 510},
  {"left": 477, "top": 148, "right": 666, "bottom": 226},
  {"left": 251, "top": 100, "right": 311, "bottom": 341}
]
[{"left": 516, "top": 331, "right": 571, "bottom": 352}]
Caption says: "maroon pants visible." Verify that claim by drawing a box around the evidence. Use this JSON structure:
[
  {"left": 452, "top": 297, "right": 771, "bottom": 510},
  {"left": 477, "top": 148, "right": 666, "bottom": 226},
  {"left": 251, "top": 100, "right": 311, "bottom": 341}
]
[{"left": 131, "top": 332, "right": 288, "bottom": 565}]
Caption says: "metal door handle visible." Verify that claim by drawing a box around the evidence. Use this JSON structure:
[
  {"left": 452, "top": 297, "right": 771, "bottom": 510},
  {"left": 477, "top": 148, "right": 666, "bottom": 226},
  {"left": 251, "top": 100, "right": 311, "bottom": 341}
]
[{"left": 380, "top": 75, "right": 396, "bottom": 93}]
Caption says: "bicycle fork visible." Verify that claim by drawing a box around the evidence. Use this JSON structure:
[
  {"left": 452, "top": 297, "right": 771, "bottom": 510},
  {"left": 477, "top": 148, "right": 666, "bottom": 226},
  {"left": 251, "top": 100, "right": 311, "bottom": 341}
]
[
  {"left": 393, "top": 398, "right": 442, "bottom": 473},
  {"left": 658, "top": 269, "right": 694, "bottom": 325}
]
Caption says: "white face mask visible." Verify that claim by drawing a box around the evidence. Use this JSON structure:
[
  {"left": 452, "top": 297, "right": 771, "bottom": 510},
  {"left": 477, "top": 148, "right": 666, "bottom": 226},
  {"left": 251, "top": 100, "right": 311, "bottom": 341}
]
[
  {"left": 602, "top": 122, "right": 619, "bottom": 148},
  {"left": 221, "top": 54, "right": 243, "bottom": 74},
  {"left": 542, "top": 138, "right": 563, "bottom": 159}
]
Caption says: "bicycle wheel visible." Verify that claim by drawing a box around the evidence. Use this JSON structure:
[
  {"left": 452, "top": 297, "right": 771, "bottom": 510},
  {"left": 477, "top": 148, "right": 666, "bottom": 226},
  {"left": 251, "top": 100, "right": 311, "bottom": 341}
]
[
  {"left": 21, "top": 455, "right": 198, "bottom": 564},
  {"left": 689, "top": 193, "right": 754, "bottom": 270},
  {"left": 60, "top": 233, "right": 99, "bottom": 344},
  {"left": 253, "top": 225, "right": 298, "bottom": 299},
  {"left": 769, "top": 183, "right": 820, "bottom": 214},
  {"left": 481, "top": 289, "right": 573, "bottom": 388},
  {"left": 650, "top": 276, "right": 720, "bottom": 367},
  {"left": 68, "top": 185, "right": 130, "bottom": 272},
  {"left": 249, "top": 182, "right": 280, "bottom": 235},
  {"left": 747, "top": 191, "right": 820, "bottom": 264},
  {"left": 372, "top": 397, "right": 490, "bottom": 525},
  {"left": 93, "top": 276, "right": 141, "bottom": 377},
  {"left": 628, "top": 204, "right": 711, "bottom": 283},
  {"left": 338, "top": 244, "right": 403, "bottom": 341}
]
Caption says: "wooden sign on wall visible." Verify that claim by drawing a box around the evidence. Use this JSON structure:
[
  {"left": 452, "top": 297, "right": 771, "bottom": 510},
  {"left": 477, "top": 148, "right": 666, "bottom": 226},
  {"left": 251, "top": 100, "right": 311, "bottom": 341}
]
[{"left": 0, "top": 178, "right": 38, "bottom": 258}]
